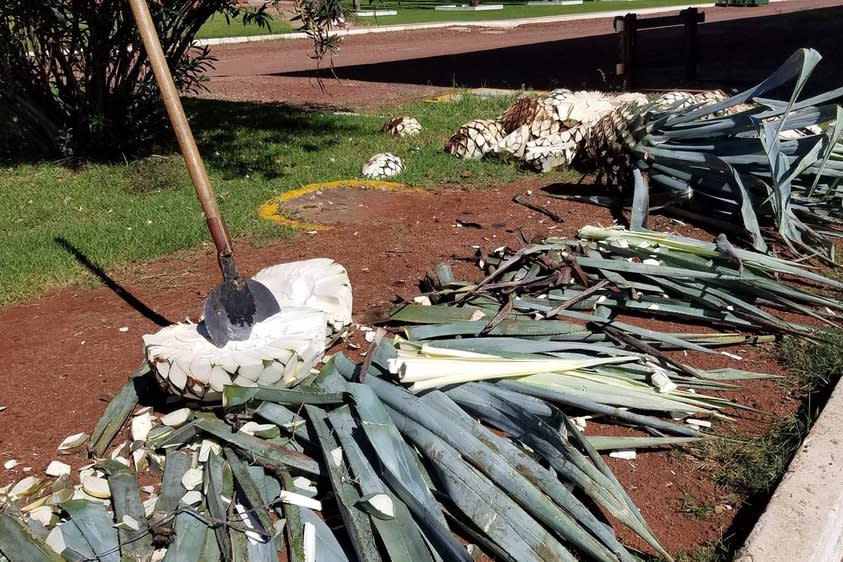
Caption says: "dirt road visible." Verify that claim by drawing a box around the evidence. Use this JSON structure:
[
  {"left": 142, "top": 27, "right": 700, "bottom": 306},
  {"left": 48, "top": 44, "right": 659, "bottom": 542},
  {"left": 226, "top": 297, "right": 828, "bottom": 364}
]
[{"left": 205, "top": 0, "right": 843, "bottom": 108}]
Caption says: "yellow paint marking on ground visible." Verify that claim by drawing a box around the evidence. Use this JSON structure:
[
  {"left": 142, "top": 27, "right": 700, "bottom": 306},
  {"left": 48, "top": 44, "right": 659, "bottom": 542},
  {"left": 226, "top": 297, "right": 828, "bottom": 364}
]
[{"left": 259, "top": 179, "right": 413, "bottom": 231}]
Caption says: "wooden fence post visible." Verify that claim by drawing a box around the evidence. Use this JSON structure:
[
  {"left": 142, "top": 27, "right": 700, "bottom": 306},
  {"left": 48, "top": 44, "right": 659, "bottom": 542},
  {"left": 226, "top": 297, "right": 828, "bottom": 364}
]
[
  {"left": 682, "top": 7, "right": 699, "bottom": 82},
  {"left": 615, "top": 13, "right": 637, "bottom": 89}
]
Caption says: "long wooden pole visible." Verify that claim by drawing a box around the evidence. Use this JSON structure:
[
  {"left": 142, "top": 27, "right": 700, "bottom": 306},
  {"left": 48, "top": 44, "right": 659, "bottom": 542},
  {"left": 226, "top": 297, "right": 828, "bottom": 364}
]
[{"left": 127, "top": 0, "right": 233, "bottom": 263}]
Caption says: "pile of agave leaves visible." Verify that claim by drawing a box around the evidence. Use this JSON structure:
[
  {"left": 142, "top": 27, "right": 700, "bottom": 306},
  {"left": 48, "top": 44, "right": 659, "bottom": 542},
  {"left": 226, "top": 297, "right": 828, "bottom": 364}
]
[
  {"left": 3, "top": 49, "right": 843, "bottom": 562},
  {"left": 3, "top": 223, "right": 843, "bottom": 562}
]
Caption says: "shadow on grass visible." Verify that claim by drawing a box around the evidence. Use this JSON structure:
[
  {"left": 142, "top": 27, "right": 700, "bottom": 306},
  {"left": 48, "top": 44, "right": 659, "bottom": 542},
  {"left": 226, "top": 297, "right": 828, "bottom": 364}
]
[
  {"left": 1, "top": 98, "right": 361, "bottom": 172},
  {"left": 185, "top": 98, "right": 367, "bottom": 180}
]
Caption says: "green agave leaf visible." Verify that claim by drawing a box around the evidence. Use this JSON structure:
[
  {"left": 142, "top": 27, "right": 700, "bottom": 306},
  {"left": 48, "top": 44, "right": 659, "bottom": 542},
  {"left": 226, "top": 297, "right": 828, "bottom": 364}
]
[
  {"left": 163, "top": 510, "right": 209, "bottom": 562},
  {"left": 305, "top": 405, "right": 382, "bottom": 562},
  {"left": 204, "top": 450, "right": 234, "bottom": 562},
  {"left": 327, "top": 406, "right": 434, "bottom": 562},
  {"left": 195, "top": 416, "right": 319, "bottom": 476},
  {"left": 88, "top": 363, "right": 148, "bottom": 457},
  {"left": 585, "top": 436, "right": 706, "bottom": 451},
  {"left": 60, "top": 500, "right": 120, "bottom": 562},
  {"left": 0, "top": 511, "right": 64, "bottom": 562},
  {"left": 99, "top": 461, "right": 154, "bottom": 560}
]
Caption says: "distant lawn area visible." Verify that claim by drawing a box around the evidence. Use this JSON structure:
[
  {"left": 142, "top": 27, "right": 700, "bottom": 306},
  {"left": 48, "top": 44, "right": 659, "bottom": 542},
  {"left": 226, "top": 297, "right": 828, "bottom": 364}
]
[
  {"left": 196, "top": 12, "right": 293, "bottom": 39},
  {"left": 196, "top": 0, "right": 708, "bottom": 39},
  {"left": 0, "top": 95, "right": 574, "bottom": 304},
  {"left": 348, "top": 0, "right": 708, "bottom": 26}
]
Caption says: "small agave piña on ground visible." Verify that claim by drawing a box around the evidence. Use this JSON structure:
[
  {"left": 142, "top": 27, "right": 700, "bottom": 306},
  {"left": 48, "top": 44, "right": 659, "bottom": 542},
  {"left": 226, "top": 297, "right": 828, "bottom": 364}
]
[
  {"left": 381, "top": 116, "right": 422, "bottom": 137},
  {"left": 143, "top": 258, "right": 352, "bottom": 400},
  {"left": 362, "top": 152, "right": 405, "bottom": 179}
]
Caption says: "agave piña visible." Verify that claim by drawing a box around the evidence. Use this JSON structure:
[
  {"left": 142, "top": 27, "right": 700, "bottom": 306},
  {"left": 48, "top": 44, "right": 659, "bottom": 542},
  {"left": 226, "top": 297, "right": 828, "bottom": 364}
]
[{"left": 143, "top": 259, "right": 352, "bottom": 400}]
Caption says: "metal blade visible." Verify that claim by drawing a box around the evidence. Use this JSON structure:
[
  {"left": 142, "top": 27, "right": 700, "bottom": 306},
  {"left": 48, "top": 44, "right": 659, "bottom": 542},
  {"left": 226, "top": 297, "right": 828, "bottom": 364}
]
[{"left": 203, "top": 278, "right": 280, "bottom": 347}]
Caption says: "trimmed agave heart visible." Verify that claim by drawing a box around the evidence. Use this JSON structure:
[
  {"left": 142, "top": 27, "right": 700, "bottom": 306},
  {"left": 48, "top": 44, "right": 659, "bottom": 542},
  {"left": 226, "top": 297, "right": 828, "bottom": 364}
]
[
  {"left": 381, "top": 116, "right": 422, "bottom": 137},
  {"left": 445, "top": 119, "right": 506, "bottom": 160},
  {"left": 143, "top": 259, "right": 352, "bottom": 400},
  {"left": 362, "top": 153, "right": 405, "bottom": 179}
]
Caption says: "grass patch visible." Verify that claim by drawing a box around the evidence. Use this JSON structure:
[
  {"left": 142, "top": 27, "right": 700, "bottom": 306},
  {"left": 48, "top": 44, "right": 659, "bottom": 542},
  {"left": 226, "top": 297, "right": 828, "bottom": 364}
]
[
  {"left": 349, "top": 0, "right": 707, "bottom": 26},
  {"left": 0, "top": 94, "right": 570, "bottom": 304},
  {"left": 196, "top": 12, "right": 292, "bottom": 39},
  {"left": 677, "top": 332, "right": 843, "bottom": 561}
]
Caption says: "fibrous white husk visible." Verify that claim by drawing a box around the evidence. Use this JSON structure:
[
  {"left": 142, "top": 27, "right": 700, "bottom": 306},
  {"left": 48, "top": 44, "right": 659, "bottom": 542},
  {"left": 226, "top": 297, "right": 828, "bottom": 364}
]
[
  {"left": 362, "top": 152, "right": 405, "bottom": 179},
  {"left": 523, "top": 127, "right": 587, "bottom": 172},
  {"left": 252, "top": 258, "right": 352, "bottom": 331},
  {"left": 445, "top": 119, "right": 506, "bottom": 160},
  {"left": 144, "top": 260, "right": 352, "bottom": 400},
  {"left": 381, "top": 116, "right": 422, "bottom": 137}
]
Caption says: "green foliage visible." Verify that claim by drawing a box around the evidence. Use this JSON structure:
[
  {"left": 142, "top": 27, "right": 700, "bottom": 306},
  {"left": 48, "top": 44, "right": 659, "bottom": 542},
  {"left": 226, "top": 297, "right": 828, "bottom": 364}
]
[{"left": 0, "top": 0, "right": 279, "bottom": 160}]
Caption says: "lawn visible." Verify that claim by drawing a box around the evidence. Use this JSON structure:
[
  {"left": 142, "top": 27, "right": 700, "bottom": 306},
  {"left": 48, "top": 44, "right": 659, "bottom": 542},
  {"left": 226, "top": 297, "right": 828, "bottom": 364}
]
[
  {"left": 0, "top": 94, "right": 572, "bottom": 305},
  {"left": 348, "top": 0, "right": 709, "bottom": 26},
  {"left": 197, "top": 0, "right": 708, "bottom": 39},
  {"left": 196, "top": 11, "right": 293, "bottom": 39}
]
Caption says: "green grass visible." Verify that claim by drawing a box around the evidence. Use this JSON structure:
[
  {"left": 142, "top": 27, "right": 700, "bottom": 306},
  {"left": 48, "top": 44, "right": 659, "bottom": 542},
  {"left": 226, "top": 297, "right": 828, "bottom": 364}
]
[
  {"left": 195, "top": 0, "right": 705, "bottom": 39},
  {"left": 671, "top": 333, "right": 843, "bottom": 561},
  {"left": 349, "top": 0, "right": 707, "bottom": 26},
  {"left": 0, "top": 94, "right": 569, "bottom": 304},
  {"left": 196, "top": 13, "right": 292, "bottom": 39}
]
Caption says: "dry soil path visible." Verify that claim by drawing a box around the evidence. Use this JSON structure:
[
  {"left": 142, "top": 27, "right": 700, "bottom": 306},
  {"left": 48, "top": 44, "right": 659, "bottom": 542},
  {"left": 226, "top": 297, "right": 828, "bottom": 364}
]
[{"left": 204, "top": 0, "right": 843, "bottom": 109}]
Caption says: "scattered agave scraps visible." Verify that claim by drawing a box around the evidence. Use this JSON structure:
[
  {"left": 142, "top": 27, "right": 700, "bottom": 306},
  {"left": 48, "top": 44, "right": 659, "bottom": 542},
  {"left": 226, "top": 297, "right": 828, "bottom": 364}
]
[{"left": 3, "top": 224, "right": 842, "bottom": 562}]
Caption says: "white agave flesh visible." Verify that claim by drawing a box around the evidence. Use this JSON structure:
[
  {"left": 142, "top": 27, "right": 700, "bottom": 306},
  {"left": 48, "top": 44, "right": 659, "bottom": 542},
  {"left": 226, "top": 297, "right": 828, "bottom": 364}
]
[
  {"left": 45, "top": 461, "right": 71, "bottom": 477},
  {"left": 114, "top": 515, "right": 140, "bottom": 532},
  {"left": 28, "top": 505, "right": 57, "bottom": 527},
  {"left": 82, "top": 476, "right": 111, "bottom": 499},
  {"left": 359, "top": 493, "right": 395, "bottom": 520},
  {"left": 145, "top": 307, "right": 329, "bottom": 400},
  {"left": 46, "top": 526, "right": 66, "bottom": 555},
  {"left": 181, "top": 468, "right": 203, "bottom": 491},
  {"left": 57, "top": 432, "right": 88, "bottom": 452},
  {"left": 9, "top": 476, "right": 42, "bottom": 498},
  {"left": 278, "top": 490, "right": 322, "bottom": 511},
  {"left": 131, "top": 412, "right": 154, "bottom": 442},
  {"left": 208, "top": 366, "right": 232, "bottom": 392},
  {"left": 161, "top": 408, "right": 192, "bottom": 427},
  {"left": 180, "top": 490, "right": 203, "bottom": 506},
  {"left": 257, "top": 361, "right": 285, "bottom": 386}
]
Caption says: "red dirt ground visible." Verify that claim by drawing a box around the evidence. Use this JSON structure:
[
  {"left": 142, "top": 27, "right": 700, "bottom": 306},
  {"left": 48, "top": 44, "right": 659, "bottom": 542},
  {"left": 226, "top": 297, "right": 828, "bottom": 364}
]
[{"left": 0, "top": 179, "right": 810, "bottom": 556}]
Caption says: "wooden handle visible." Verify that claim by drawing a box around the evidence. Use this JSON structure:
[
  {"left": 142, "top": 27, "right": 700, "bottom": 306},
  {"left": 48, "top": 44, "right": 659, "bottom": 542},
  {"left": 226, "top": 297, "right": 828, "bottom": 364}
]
[{"left": 128, "top": 0, "right": 232, "bottom": 258}]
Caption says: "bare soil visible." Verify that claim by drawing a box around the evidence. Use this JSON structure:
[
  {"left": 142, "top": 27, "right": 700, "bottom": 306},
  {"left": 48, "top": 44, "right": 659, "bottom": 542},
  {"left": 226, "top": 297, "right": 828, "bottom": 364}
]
[{"left": 0, "top": 179, "right": 805, "bottom": 555}]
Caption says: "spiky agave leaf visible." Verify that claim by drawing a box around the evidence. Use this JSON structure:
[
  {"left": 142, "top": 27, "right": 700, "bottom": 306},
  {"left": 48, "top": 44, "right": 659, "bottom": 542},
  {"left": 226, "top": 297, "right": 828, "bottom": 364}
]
[{"left": 574, "top": 48, "right": 843, "bottom": 256}]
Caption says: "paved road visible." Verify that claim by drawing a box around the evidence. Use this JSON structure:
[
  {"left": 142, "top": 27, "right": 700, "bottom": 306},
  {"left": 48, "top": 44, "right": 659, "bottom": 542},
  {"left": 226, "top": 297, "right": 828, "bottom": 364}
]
[{"left": 204, "top": 0, "right": 843, "bottom": 108}]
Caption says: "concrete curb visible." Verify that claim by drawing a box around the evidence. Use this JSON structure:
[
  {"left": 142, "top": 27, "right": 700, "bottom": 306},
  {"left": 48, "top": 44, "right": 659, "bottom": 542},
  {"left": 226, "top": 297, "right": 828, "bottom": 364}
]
[
  {"left": 736, "top": 377, "right": 843, "bottom": 562},
  {"left": 196, "top": 3, "right": 717, "bottom": 45}
]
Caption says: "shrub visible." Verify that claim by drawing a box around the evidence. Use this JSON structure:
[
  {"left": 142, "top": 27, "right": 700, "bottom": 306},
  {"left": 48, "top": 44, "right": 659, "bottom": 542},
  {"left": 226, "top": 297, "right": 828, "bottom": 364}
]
[{"left": 0, "top": 1, "right": 278, "bottom": 160}]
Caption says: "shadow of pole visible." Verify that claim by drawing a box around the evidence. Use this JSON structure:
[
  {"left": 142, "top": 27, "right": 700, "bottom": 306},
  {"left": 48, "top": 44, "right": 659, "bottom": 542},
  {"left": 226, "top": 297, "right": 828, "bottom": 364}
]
[{"left": 54, "top": 237, "right": 172, "bottom": 327}]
